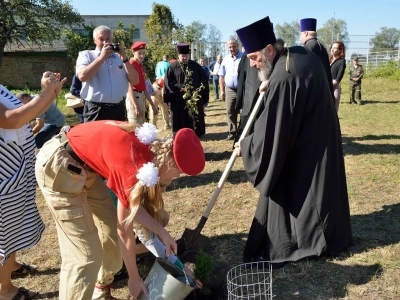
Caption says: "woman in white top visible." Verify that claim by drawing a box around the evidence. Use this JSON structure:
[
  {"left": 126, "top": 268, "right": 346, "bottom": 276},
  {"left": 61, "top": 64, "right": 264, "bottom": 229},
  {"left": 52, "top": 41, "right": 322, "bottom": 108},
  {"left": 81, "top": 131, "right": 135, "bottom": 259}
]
[{"left": 0, "top": 72, "right": 66, "bottom": 300}]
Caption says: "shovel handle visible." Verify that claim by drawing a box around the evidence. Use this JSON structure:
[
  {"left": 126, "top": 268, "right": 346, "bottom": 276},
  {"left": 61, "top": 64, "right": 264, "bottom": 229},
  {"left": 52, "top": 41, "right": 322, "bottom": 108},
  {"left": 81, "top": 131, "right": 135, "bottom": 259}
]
[{"left": 202, "top": 91, "right": 265, "bottom": 218}]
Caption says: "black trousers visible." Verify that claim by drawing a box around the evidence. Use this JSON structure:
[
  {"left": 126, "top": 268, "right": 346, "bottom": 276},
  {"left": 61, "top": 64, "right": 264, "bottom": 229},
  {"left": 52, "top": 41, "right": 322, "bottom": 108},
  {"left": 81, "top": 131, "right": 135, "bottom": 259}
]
[{"left": 83, "top": 100, "right": 127, "bottom": 122}]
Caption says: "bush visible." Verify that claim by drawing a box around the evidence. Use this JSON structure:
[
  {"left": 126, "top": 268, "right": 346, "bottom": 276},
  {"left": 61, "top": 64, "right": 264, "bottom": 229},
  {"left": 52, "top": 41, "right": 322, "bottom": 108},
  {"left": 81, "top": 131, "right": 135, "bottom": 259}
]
[{"left": 365, "top": 60, "right": 400, "bottom": 80}]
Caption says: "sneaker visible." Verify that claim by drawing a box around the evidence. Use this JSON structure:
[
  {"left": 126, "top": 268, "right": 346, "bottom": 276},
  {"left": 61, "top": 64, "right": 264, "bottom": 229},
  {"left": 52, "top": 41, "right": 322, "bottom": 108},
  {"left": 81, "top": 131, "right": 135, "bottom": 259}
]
[{"left": 92, "top": 285, "right": 118, "bottom": 300}]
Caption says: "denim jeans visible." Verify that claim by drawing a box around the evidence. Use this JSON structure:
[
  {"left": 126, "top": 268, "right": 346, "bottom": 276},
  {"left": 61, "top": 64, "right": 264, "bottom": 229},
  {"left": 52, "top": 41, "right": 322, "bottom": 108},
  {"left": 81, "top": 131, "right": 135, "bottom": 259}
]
[
  {"left": 35, "top": 124, "right": 63, "bottom": 148},
  {"left": 212, "top": 75, "right": 219, "bottom": 99}
]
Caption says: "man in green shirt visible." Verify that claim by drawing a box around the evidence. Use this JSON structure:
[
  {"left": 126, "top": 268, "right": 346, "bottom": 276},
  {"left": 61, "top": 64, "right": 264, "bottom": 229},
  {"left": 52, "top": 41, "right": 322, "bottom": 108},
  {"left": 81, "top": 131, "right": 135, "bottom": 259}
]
[{"left": 349, "top": 57, "right": 364, "bottom": 105}]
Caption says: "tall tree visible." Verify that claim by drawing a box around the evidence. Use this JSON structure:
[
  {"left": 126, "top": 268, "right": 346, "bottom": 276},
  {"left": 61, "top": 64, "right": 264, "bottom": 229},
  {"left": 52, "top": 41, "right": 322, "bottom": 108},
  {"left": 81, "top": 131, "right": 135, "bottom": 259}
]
[
  {"left": 184, "top": 21, "right": 208, "bottom": 60},
  {"left": 206, "top": 24, "right": 222, "bottom": 60},
  {"left": 144, "top": 3, "right": 182, "bottom": 75},
  {"left": 113, "top": 22, "right": 135, "bottom": 53},
  {"left": 275, "top": 20, "right": 300, "bottom": 47},
  {"left": 0, "top": 0, "right": 83, "bottom": 67},
  {"left": 63, "top": 25, "right": 95, "bottom": 70},
  {"left": 371, "top": 27, "right": 400, "bottom": 52},
  {"left": 317, "top": 18, "right": 349, "bottom": 49}
]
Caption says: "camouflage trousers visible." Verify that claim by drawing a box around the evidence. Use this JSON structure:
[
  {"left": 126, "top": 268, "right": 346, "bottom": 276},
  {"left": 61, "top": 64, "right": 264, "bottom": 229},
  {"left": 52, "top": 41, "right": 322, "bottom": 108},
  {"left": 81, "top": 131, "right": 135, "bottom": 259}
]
[{"left": 350, "top": 83, "right": 362, "bottom": 104}]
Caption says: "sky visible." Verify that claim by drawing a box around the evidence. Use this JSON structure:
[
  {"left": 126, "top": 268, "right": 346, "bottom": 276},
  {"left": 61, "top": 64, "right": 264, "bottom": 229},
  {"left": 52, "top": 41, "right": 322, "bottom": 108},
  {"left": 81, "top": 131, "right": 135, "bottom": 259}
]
[{"left": 69, "top": 0, "right": 400, "bottom": 56}]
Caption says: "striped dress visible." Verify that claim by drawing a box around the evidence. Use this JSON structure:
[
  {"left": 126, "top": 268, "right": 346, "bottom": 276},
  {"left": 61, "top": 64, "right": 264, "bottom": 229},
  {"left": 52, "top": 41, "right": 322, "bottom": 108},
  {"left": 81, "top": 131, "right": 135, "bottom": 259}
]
[{"left": 0, "top": 85, "right": 45, "bottom": 265}]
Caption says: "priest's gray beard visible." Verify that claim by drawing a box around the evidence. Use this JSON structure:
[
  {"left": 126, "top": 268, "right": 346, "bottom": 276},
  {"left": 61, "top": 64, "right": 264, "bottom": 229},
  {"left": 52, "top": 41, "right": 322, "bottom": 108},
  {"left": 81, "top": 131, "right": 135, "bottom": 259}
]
[{"left": 258, "top": 49, "right": 272, "bottom": 81}]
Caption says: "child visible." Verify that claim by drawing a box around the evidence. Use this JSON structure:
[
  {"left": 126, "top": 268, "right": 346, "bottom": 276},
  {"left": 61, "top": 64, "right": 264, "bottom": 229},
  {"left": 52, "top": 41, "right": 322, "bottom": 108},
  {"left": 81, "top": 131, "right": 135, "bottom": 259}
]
[{"left": 35, "top": 121, "right": 205, "bottom": 299}]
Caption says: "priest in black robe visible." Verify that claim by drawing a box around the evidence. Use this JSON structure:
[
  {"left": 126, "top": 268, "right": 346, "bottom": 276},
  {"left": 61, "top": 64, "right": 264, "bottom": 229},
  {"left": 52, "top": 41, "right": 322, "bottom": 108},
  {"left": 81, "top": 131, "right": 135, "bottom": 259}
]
[
  {"left": 164, "top": 43, "right": 209, "bottom": 137},
  {"left": 300, "top": 18, "right": 334, "bottom": 97},
  {"left": 235, "top": 16, "right": 352, "bottom": 266},
  {"left": 234, "top": 51, "right": 262, "bottom": 144}
]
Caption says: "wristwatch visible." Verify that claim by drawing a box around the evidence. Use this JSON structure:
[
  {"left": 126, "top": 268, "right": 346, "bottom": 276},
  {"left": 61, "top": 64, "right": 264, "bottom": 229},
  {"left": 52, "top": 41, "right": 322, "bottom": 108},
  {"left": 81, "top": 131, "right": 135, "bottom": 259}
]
[{"left": 122, "top": 58, "right": 129, "bottom": 63}]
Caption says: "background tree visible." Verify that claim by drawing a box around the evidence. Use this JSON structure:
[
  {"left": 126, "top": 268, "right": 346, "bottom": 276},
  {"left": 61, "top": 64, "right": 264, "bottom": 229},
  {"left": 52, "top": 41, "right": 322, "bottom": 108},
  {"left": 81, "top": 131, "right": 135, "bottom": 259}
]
[
  {"left": 184, "top": 21, "right": 208, "bottom": 60},
  {"left": 63, "top": 24, "right": 95, "bottom": 72},
  {"left": 370, "top": 27, "right": 400, "bottom": 52},
  {"left": 275, "top": 20, "right": 300, "bottom": 47},
  {"left": 317, "top": 18, "right": 349, "bottom": 49},
  {"left": 0, "top": 0, "right": 83, "bottom": 68},
  {"left": 113, "top": 22, "right": 135, "bottom": 56},
  {"left": 206, "top": 24, "right": 223, "bottom": 62},
  {"left": 144, "top": 2, "right": 182, "bottom": 78}
]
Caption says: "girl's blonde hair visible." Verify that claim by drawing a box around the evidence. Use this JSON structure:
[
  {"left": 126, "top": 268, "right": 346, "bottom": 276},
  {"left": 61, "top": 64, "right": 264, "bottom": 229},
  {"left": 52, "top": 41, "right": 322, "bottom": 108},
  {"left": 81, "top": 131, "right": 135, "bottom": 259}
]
[{"left": 115, "top": 123, "right": 174, "bottom": 235}]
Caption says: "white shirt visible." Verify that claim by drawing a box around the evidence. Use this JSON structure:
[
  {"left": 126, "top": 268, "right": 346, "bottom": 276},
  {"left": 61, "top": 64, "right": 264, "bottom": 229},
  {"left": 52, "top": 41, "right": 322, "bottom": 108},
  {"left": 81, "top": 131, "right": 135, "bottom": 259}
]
[{"left": 76, "top": 49, "right": 129, "bottom": 104}]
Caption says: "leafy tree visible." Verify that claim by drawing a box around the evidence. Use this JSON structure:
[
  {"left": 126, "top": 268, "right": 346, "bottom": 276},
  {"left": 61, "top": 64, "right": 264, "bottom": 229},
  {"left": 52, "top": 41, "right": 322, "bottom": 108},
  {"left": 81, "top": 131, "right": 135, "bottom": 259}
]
[
  {"left": 184, "top": 21, "right": 208, "bottom": 60},
  {"left": 370, "top": 27, "right": 400, "bottom": 52},
  {"left": 206, "top": 24, "right": 222, "bottom": 60},
  {"left": 113, "top": 22, "right": 135, "bottom": 53},
  {"left": 144, "top": 3, "right": 182, "bottom": 75},
  {"left": 317, "top": 18, "right": 349, "bottom": 49},
  {"left": 0, "top": 0, "right": 83, "bottom": 67},
  {"left": 275, "top": 20, "right": 300, "bottom": 46},
  {"left": 63, "top": 25, "right": 95, "bottom": 70}
]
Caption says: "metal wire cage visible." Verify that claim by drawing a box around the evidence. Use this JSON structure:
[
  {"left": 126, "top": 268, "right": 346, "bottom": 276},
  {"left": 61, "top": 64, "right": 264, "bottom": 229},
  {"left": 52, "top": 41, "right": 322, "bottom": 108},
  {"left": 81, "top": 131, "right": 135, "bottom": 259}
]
[{"left": 226, "top": 261, "right": 273, "bottom": 300}]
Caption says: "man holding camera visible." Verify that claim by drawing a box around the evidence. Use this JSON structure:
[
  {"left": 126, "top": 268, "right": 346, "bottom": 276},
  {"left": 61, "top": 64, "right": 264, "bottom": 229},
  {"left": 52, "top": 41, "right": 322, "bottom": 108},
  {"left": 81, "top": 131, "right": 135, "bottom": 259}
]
[{"left": 76, "top": 25, "right": 139, "bottom": 122}]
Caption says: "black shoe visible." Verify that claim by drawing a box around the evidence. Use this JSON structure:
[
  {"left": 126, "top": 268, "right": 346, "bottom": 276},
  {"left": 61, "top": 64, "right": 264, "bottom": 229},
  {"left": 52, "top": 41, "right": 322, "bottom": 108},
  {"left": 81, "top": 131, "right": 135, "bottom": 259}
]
[{"left": 225, "top": 135, "right": 234, "bottom": 141}]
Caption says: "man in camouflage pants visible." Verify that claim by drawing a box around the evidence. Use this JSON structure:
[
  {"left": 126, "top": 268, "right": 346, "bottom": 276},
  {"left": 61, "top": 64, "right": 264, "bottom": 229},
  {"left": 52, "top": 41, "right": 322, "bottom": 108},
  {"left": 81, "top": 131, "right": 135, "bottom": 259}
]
[{"left": 349, "top": 57, "right": 364, "bottom": 105}]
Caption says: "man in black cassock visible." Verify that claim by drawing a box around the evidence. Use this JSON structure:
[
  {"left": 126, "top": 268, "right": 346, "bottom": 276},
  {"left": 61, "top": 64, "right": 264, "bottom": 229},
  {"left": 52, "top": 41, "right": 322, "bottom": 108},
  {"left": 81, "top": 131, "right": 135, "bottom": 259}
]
[
  {"left": 235, "top": 16, "right": 352, "bottom": 267},
  {"left": 164, "top": 43, "right": 209, "bottom": 137},
  {"left": 233, "top": 51, "right": 261, "bottom": 144},
  {"left": 300, "top": 18, "right": 334, "bottom": 97}
]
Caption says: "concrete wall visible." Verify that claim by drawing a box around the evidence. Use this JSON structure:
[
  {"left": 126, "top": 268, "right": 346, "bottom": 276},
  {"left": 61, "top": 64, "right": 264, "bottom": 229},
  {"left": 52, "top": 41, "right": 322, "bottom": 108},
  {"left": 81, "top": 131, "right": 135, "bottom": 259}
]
[{"left": 0, "top": 52, "right": 74, "bottom": 89}]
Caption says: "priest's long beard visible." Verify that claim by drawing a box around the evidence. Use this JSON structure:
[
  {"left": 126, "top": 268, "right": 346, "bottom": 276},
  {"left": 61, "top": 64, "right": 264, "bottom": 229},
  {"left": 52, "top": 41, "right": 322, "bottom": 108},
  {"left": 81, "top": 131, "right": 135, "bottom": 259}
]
[{"left": 258, "top": 49, "right": 273, "bottom": 81}]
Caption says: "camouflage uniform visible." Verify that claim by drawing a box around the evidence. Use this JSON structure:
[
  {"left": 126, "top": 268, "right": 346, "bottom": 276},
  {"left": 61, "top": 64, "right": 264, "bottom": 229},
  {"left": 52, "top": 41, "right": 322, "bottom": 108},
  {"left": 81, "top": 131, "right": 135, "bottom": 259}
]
[{"left": 349, "top": 60, "right": 364, "bottom": 104}]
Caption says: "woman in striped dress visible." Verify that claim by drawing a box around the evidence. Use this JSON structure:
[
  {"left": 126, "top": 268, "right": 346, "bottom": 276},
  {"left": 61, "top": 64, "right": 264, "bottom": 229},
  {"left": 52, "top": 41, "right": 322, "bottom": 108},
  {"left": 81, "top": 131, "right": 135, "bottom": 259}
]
[{"left": 0, "top": 72, "right": 66, "bottom": 300}]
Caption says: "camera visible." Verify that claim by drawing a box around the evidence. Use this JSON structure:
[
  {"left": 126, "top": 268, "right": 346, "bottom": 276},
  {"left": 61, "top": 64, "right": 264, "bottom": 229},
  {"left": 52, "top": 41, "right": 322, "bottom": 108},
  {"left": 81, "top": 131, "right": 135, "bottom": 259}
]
[{"left": 110, "top": 43, "right": 120, "bottom": 52}]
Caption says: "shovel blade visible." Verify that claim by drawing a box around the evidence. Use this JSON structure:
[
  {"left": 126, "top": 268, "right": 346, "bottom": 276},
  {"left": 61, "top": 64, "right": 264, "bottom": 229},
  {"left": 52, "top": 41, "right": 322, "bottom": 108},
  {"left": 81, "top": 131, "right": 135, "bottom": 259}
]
[{"left": 177, "top": 228, "right": 209, "bottom": 257}]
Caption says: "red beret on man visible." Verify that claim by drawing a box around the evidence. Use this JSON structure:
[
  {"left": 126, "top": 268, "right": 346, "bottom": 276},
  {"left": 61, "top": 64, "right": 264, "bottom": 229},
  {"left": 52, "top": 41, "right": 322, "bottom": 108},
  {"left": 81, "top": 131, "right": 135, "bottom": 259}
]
[{"left": 131, "top": 41, "right": 146, "bottom": 52}]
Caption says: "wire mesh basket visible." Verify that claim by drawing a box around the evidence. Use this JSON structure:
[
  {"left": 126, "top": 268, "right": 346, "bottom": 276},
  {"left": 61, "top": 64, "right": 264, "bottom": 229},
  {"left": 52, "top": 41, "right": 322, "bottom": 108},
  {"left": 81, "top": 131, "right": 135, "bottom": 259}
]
[{"left": 227, "top": 261, "right": 273, "bottom": 300}]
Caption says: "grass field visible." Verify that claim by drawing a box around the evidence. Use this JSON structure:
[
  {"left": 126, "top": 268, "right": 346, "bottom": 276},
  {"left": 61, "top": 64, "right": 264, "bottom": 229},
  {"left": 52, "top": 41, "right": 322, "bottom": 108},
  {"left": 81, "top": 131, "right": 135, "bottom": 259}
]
[{"left": 11, "top": 77, "right": 400, "bottom": 299}]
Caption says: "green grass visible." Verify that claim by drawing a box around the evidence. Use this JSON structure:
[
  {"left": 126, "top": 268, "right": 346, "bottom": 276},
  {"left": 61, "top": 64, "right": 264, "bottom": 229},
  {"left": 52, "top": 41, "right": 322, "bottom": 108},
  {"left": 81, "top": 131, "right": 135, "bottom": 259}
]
[{"left": 11, "top": 77, "right": 400, "bottom": 299}]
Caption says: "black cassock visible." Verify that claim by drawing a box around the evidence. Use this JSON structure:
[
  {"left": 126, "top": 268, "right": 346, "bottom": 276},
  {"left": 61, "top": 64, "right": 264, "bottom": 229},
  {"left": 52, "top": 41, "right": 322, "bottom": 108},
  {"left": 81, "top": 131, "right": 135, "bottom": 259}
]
[
  {"left": 164, "top": 60, "right": 209, "bottom": 137},
  {"left": 241, "top": 46, "right": 352, "bottom": 265}
]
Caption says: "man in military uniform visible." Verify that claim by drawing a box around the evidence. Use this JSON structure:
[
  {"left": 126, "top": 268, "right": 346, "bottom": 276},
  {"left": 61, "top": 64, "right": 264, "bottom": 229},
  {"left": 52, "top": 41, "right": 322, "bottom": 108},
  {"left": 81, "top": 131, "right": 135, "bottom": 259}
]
[{"left": 349, "top": 57, "right": 364, "bottom": 105}]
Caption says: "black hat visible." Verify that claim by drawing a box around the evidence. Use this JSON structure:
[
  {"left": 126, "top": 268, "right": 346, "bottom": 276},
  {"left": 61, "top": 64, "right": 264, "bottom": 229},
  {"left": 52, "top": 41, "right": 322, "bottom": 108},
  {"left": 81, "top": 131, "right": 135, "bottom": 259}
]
[
  {"left": 236, "top": 16, "right": 276, "bottom": 54},
  {"left": 177, "top": 43, "right": 190, "bottom": 54},
  {"left": 300, "top": 18, "right": 317, "bottom": 32}
]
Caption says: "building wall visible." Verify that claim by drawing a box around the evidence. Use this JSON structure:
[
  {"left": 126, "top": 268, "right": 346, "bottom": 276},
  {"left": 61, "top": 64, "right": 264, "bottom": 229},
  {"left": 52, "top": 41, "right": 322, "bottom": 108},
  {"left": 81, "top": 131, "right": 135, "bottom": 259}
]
[{"left": 0, "top": 52, "right": 74, "bottom": 89}]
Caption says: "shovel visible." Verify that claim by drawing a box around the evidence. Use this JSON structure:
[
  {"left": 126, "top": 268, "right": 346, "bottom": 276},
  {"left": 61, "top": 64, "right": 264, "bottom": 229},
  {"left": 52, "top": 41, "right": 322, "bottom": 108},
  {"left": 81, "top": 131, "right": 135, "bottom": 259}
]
[{"left": 177, "top": 91, "right": 266, "bottom": 256}]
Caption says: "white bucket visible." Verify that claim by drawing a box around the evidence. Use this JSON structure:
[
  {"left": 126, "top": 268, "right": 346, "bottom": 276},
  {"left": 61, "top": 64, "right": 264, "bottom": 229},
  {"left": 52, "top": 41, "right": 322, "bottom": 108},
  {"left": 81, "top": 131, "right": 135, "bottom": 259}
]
[{"left": 138, "top": 258, "right": 195, "bottom": 300}]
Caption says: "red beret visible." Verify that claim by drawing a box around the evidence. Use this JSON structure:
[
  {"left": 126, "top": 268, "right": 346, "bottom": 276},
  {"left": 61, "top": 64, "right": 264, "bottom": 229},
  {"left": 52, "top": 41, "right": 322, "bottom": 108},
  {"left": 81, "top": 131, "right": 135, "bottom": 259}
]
[
  {"left": 173, "top": 128, "right": 205, "bottom": 176},
  {"left": 156, "top": 78, "right": 165, "bottom": 88},
  {"left": 131, "top": 41, "right": 146, "bottom": 52}
]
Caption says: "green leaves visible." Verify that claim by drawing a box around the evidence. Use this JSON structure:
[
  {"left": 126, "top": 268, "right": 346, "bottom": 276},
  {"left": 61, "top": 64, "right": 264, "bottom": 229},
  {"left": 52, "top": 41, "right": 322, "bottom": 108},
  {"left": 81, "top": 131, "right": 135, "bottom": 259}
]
[{"left": 0, "top": 0, "right": 83, "bottom": 67}]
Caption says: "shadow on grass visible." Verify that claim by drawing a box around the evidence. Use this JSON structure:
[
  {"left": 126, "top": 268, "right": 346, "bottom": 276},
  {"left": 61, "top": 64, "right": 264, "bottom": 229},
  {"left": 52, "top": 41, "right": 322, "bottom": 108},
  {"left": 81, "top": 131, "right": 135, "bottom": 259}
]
[
  {"left": 181, "top": 204, "right": 400, "bottom": 299},
  {"left": 205, "top": 151, "right": 232, "bottom": 162},
  {"left": 342, "top": 134, "right": 400, "bottom": 155},
  {"left": 362, "top": 99, "right": 400, "bottom": 104},
  {"left": 202, "top": 131, "right": 228, "bottom": 141},
  {"left": 205, "top": 122, "right": 226, "bottom": 128},
  {"left": 64, "top": 113, "right": 78, "bottom": 126},
  {"left": 167, "top": 169, "right": 248, "bottom": 191}
]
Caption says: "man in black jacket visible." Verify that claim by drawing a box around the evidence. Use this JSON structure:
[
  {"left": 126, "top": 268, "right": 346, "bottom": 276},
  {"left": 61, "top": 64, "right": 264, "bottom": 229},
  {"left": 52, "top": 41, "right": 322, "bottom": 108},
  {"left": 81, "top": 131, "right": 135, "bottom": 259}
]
[{"left": 300, "top": 18, "right": 334, "bottom": 96}]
